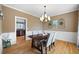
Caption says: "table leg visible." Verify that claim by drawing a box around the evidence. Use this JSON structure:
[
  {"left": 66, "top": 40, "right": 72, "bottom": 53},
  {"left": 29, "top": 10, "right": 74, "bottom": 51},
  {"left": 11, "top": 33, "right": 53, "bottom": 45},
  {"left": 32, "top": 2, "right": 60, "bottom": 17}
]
[{"left": 31, "top": 39, "right": 34, "bottom": 48}]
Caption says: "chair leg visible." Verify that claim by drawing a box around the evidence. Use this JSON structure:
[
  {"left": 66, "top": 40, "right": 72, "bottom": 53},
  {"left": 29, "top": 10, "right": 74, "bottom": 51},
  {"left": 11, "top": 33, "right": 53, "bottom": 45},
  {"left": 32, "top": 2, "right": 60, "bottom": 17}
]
[
  {"left": 51, "top": 43, "right": 52, "bottom": 48},
  {"left": 31, "top": 39, "right": 34, "bottom": 48},
  {"left": 53, "top": 42, "right": 55, "bottom": 46},
  {"left": 49, "top": 45, "right": 51, "bottom": 51},
  {"left": 41, "top": 44, "right": 43, "bottom": 54},
  {"left": 45, "top": 47, "right": 47, "bottom": 54},
  {"left": 51, "top": 42, "right": 55, "bottom": 48}
]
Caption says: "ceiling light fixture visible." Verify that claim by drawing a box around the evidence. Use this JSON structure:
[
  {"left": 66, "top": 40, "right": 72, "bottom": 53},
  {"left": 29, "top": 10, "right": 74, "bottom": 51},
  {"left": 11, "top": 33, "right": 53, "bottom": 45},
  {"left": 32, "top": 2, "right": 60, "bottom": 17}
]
[{"left": 40, "top": 5, "right": 51, "bottom": 22}]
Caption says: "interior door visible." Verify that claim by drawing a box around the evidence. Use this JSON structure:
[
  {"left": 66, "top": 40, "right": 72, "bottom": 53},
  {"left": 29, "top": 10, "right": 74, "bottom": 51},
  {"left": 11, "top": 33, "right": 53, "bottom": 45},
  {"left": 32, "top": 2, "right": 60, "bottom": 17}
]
[{"left": 16, "top": 17, "right": 26, "bottom": 40}]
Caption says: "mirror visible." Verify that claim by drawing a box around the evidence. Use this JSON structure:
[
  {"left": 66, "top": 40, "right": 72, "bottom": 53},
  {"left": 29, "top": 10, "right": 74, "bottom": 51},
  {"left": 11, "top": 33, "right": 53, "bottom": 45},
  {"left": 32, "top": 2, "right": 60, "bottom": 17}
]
[{"left": 49, "top": 18, "right": 65, "bottom": 28}]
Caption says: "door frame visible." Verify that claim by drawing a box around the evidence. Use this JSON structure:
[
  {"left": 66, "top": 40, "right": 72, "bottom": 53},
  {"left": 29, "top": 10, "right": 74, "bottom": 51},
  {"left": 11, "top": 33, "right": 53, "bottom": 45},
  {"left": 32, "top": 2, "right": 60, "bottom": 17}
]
[{"left": 15, "top": 16, "right": 27, "bottom": 41}]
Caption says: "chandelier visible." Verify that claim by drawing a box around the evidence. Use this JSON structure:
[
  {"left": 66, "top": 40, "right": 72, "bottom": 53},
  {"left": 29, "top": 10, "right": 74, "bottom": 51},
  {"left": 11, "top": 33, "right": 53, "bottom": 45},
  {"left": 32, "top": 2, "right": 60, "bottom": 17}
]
[{"left": 40, "top": 5, "right": 51, "bottom": 22}]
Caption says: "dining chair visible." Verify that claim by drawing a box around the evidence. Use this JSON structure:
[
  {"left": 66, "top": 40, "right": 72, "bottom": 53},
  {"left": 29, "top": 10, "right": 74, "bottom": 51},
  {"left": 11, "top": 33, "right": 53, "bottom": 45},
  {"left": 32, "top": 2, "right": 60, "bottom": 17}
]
[
  {"left": 33, "top": 32, "right": 55, "bottom": 54},
  {"left": 31, "top": 31, "right": 39, "bottom": 48},
  {"left": 51, "top": 32, "right": 56, "bottom": 47},
  {"left": 32, "top": 31, "right": 39, "bottom": 35},
  {"left": 45, "top": 32, "right": 55, "bottom": 53}
]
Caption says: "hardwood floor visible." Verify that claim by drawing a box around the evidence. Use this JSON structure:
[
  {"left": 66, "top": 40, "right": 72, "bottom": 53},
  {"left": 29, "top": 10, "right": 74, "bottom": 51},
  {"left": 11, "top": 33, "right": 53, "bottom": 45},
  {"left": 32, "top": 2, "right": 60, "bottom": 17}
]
[
  {"left": 3, "top": 36, "right": 79, "bottom": 54},
  {"left": 49, "top": 40, "right": 79, "bottom": 54}
]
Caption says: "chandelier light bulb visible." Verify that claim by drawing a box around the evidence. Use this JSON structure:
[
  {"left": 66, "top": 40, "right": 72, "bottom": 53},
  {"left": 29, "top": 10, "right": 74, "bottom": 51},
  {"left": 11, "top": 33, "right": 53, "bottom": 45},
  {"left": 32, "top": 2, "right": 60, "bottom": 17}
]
[
  {"left": 45, "top": 14, "right": 47, "bottom": 18},
  {"left": 40, "top": 5, "right": 51, "bottom": 22},
  {"left": 40, "top": 17, "right": 43, "bottom": 22},
  {"left": 45, "top": 19, "right": 47, "bottom": 22},
  {"left": 48, "top": 16, "right": 51, "bottom": 21},
  {"left": 42, "top": 15, "right": 44, "bottom": 20}
]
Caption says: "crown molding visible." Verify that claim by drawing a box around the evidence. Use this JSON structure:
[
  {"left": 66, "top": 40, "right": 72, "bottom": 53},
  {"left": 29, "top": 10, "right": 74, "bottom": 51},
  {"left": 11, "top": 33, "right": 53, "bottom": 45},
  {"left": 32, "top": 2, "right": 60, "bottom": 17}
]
[
  {"left": 2, "top": 4, "right": 36, "bottom": 17},
  {"left": 2, "top": 4, "right": 78, "bottom": 17}
]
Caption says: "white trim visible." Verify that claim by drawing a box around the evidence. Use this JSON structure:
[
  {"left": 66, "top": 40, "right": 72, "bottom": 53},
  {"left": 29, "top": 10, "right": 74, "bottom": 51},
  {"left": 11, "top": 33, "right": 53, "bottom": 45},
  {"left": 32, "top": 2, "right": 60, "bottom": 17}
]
[
  {"left": 2, "top": 4, "right": 78, "bottom": 17},
  {"left": 2, "top": 4, "right": 34, "bottom": 16},
  {"left": 15, "top": 16, "right": 27, "bottom": 41},
  {"left": 26, "top": 30, "right": 77, "bottom": 44}
]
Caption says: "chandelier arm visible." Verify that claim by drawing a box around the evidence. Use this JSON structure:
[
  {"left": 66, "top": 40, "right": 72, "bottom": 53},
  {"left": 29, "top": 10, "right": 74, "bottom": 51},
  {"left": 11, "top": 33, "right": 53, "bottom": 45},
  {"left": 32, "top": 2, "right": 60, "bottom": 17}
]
[{"left": 40, "top": 5, "right": 51, "bottom": 22}]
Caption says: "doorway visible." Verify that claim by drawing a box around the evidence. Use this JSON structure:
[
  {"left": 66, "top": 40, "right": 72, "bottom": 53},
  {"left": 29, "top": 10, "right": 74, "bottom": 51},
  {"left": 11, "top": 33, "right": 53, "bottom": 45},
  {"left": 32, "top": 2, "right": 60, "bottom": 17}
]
[{"left": 15, "top": 16, "right": 27, "bottom": 44}]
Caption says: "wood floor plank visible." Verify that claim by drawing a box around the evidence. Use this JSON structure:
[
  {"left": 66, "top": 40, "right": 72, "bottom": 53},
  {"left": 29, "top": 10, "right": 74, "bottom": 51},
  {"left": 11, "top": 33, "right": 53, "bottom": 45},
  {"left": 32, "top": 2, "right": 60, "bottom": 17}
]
[{"left": 3, "top": 37, "right": 79, "bottom": 54}]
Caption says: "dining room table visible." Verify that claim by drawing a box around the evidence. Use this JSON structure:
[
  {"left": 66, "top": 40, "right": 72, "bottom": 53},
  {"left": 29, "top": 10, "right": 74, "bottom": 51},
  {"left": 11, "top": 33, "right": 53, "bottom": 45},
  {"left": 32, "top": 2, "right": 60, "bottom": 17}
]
[{"left": 28, "top": 33, "right": 49, "bottom": 48}]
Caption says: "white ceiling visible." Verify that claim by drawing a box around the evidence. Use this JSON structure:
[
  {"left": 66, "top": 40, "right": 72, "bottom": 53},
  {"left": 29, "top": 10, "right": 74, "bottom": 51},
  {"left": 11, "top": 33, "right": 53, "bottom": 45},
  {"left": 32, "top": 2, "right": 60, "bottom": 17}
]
[{"left": 5, "top": 4, "right": 78, "bottom": 17}]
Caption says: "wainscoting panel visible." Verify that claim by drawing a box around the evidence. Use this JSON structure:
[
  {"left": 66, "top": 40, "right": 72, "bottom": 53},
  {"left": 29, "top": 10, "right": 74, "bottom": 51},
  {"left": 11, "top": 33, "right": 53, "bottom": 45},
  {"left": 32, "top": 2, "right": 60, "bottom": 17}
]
[{"left": 26, "top": 31, "right": 77, "bottom": 43}]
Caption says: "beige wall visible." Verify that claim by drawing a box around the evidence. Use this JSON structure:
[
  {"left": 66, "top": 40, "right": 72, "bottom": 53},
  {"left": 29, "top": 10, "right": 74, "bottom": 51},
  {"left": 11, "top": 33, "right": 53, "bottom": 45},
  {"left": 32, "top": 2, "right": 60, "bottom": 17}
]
[
  {"left": 0, "top": 5, "right": 2, "bottom": 33},
  {"left": 0, "top": 4, "right": 2, "bottom": 10},
  {"left": 2, "top": 5, "right": 78, "bottom": 33},
  {"left": 0, "top": 17, "right": 2, "bottom": 33},
  {"left": 77, "top": 8, "right": 79, "bottom": 34},
  {"left": 2, "top": 6, "right": 42, "bottom": 33},
  {"left": 15, "top": 10, "right": 42, "bottom": 31},
  {"left": 43, "top": 11, "right": 78, "bottom": 32}
]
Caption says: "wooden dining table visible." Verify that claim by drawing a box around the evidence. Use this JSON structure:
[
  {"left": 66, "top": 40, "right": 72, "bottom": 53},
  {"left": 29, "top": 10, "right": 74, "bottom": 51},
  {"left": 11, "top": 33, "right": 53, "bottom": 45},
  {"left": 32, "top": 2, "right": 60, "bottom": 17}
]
[{"left": 28, "top": 33, "right": 49, "bottom": 48}]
